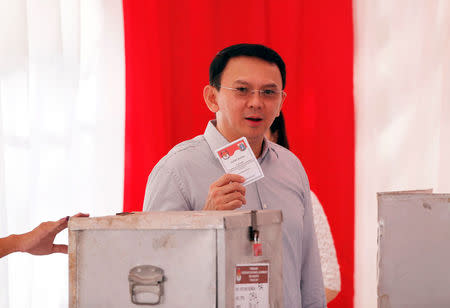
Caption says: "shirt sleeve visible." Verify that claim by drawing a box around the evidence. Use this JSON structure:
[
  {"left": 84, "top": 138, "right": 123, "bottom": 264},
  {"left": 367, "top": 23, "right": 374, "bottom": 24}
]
[
  {"left": 300, "top": 180, "right": 327, "bottom": 308},
  {"left": 143, "top": 161, "right": 191, "bottom": 212}
]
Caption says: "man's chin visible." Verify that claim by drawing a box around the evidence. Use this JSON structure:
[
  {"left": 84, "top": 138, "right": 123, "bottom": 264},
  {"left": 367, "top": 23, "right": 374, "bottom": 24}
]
[{"left": 242, "top": 130, "right": 266, "bottom": 142}]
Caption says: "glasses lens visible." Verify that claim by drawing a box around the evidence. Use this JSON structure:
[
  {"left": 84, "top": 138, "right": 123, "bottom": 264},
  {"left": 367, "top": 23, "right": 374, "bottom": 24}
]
[
  {"left": 223, "top": 85, "right": 283, "bottom": 101},
  {"left": 235, "top": 87, "right": 249, "bottom": 96},
  {"left": 261, "top": 89, "right": 277, "bottom": 98}
]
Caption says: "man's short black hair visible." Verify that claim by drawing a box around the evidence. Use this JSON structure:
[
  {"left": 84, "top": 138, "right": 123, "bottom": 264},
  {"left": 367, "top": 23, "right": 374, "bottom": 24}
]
[{"left": 209, "top": 43, "right": 286, "bottom": 90}]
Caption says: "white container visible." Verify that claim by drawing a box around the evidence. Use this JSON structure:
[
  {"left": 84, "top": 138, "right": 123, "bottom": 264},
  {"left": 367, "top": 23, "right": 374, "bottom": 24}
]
[{"left": 69, "top": 210, "right": 283, "bottom": 308}]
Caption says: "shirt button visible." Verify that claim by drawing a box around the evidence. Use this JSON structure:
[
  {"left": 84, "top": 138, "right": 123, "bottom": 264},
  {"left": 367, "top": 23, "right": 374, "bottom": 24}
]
[{"left": 263, "top": 204, "right": 268, "bottom": 209}]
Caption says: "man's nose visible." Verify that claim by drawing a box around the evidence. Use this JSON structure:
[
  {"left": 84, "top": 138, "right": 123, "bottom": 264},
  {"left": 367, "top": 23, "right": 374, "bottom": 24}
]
[{"left": 247, "top": 90, "right": 263, "bottom": 108}]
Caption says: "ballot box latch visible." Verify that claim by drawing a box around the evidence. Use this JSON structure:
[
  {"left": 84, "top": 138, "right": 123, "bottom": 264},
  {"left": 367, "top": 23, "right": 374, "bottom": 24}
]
[
  {"left": 248, "top": 210, "right": 263, "bottom": 256},
  {"left": 248, "top": 210, "right": 258, "bottom": 242}
]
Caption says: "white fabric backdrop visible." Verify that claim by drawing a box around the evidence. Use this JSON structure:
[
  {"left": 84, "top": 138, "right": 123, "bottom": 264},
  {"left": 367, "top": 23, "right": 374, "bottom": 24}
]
[
  {"left": 0, "top": 0, "right": 125, "bottom": 307},
  {"left": 354, "top": 1, "right": 450, "bottom": 307}
]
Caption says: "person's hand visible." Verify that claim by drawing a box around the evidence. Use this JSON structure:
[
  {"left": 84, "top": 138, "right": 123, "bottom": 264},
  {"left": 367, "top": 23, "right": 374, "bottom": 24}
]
[
  {"left": 18, "top": 213, "right": 89, "bottom": 255},
  {"left": 203, "top": 174, "right": 246, "bottom": 211}
]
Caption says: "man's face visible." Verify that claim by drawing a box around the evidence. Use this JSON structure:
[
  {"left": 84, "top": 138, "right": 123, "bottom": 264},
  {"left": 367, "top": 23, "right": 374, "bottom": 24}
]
[{"left": 212, "top": 56, "right": 285, "bottom": 144}]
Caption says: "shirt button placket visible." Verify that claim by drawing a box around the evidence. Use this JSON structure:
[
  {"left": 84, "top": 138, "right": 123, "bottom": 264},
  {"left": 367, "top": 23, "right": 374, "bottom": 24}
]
[{"left": 254, "top": 181, "right": 265, "bottom": 210}]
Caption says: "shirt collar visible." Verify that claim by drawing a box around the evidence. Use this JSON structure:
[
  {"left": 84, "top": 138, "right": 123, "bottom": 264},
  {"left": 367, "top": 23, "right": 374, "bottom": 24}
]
[
  {"left": 259, "top": 137, "right": 280, "bottom": 163},
  {"left": 259, "top": 137, "right": 270, "bottom": 161},
  {"left": 204, "top": 120, "right": 230, "bottom": 153},
  {"left": 204, "top": 120, "right": 279, "bottom": 161}
]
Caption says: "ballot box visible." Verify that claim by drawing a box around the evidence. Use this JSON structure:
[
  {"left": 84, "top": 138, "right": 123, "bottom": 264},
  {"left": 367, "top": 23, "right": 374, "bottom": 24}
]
[
  {"left": 69, "top": 210, "right": 283, "bottom": 308},
  {"left": 377, "top": 190, "right": 450, "bottom": 308}
]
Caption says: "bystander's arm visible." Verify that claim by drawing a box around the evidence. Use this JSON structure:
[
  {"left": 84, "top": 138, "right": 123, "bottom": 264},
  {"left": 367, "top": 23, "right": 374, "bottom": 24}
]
[
  {"left": 326, "top": 289, "right": 339, "bottom": 303},
  {"left": 0, "top": 213, "right": 89, "bottom": 259},
  {"left": 0, "top": 234, "right": 21, "bottom": 258}
]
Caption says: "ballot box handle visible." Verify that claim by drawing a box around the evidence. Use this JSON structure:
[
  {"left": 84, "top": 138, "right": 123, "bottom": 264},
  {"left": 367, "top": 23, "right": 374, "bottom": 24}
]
[{"left": 128, "top": 265, "right": 165, "bottom": 305}]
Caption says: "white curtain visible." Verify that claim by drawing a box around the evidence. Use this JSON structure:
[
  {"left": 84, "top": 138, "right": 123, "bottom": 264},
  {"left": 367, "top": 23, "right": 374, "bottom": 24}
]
[
  {"left": 354, "top": 1, "right": 450, "bottom": 307},
  {"left": 0, "top": 0, "right": 125, "bottom": 307}
]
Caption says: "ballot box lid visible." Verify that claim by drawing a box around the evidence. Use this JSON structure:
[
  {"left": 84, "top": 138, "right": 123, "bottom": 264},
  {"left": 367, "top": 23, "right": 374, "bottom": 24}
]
[{"left": 69, "top": 210, "right": 282, "bottom": 231}]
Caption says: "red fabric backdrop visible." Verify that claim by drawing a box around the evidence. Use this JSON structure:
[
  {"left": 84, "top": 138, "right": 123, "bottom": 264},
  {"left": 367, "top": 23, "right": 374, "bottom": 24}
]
[{"left": 122, "top": 1, "right": 354, "bottom": 307}]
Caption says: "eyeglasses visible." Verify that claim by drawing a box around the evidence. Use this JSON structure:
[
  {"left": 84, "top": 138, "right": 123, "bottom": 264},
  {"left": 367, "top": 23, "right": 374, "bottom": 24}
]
[{"left": 219, "top": 85, "right": 286, "bottom": 101}]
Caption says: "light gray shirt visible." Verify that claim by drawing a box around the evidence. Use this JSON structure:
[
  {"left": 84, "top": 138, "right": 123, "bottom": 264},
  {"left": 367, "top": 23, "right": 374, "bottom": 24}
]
[{"left": 143, "top": 120, "right": 326, "bottom": 308}]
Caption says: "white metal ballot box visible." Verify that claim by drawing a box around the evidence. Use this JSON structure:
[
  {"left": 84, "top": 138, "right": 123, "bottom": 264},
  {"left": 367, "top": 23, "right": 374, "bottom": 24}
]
[
  {"left": 377, "top": 190, "right": 450, "bottom": 308},
  {"left": 69, "top": 210, "right": 283, "bottom": 308}
]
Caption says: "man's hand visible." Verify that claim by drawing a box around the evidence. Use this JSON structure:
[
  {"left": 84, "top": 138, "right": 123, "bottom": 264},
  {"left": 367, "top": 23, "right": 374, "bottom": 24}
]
[
  {"left": 203, "top": 174, "right": 246, "bottom": 211},
  {"left": 18, "top": 213, "right": 89, "bottom": 255}
]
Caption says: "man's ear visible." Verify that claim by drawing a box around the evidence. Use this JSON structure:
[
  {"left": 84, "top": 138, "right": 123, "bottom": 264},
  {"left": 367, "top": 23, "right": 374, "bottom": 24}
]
[{"left": 204, "top": 85, "right": 219, "bottom": 113}]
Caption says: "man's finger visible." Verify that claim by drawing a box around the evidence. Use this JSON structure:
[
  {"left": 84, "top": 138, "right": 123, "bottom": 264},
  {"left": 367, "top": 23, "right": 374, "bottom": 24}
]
[
  {"left": 221, "top": 182, "right": 246, "bottom": 196},
  {"left": 52, "top": 244, "right": 68, "bottom": 254},
  {"left": 221, "top": 191, "right": 246, "bottom": 205},
  {"left": 218, "top": 200, "right": 244, "bottom": 211},
  {"left": 214, "top": 174, "right": 245, "bottom": 187}
]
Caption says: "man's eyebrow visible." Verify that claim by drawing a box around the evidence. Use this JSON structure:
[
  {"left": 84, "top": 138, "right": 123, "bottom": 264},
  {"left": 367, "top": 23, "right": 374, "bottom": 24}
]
[
  {"left": 232, "top": 80, "right": 250, "bottom": 85},
  {"left": 232, "top": 80, "right": 280, "bottom": 88},
  {"left": 262, "top": 83, "right": 279, "bottom": 88}
]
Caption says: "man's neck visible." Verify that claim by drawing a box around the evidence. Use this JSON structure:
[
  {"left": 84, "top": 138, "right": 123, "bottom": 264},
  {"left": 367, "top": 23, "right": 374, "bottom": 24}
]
[{"left": 246, "top": 136, "right": 264, "bottom": 158}]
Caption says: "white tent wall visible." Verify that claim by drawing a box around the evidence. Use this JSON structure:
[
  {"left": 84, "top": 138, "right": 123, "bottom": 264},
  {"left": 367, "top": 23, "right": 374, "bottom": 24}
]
[
  {"left": 0, "top": 0, "right": 125, "bottom": 307},
  {"left": 354, "top": 1, "right": 450, "bottom": 307}
]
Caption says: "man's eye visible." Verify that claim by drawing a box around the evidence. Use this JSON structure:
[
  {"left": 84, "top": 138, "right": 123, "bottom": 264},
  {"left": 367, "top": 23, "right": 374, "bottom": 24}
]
[
  {"left": 262, "top": 89, "right": 276, "bottom": 96},
  {"left": 235, "top": 87, "right": 249, "bottom": 94}
]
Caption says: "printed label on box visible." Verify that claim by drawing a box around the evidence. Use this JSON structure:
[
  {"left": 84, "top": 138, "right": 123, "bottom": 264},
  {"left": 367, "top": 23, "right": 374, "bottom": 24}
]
[{"left": 235, "top": 263, "right": 269, "bottom": 308}]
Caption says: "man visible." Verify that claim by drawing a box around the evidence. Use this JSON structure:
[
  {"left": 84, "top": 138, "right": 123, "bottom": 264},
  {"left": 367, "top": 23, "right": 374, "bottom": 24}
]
[
  {"left": 0, "top": 213, "right": 89, "bottom": 258},
  {"left": 143, "top": 44, "right": 325, "bottom": 308}
]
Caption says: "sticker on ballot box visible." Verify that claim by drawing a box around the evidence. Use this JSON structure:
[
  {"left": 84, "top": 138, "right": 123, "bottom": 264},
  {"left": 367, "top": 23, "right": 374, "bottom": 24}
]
[
  {"left": 235, "top": 263, "right": 269, "bottom": 308},
  {"left": 215, "top": 137, "right": 264, "bottom": 186}
]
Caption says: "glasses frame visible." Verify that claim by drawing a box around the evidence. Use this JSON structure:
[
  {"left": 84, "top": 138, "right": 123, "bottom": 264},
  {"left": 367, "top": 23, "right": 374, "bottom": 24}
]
[{"left": 218, "top": 85, "right": 286, "bottom": 100}]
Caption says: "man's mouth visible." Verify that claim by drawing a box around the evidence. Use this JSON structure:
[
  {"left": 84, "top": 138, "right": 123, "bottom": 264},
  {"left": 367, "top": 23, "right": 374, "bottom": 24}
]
[{"left": 245, "top": 117, "right": 263, "bottom": 122}]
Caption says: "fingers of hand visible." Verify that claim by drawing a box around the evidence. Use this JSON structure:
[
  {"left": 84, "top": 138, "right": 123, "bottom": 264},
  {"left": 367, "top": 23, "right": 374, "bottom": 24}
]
[
  {"left": 204, "top": 175, "right": 246, "bottom": 211},
  {"left": 208, "top": 184, "right": 246, "bottom": 210},
  {"left": 216, "top": 199, "right": 244, "bottom": 211},
  {"left": 215, "top": 174, "right": 245, "bottom": 187},
  {"left": 221, "top": 191, "right": 246, "bottom": 206},
  {"left": 51, "top": 213, "right": 89, "bottom": 235},
  {"left": 52, "top": 244, "right": 68, "bottom": 254},
  {"left": 73, "top": 212, "right": 90, "bottom": 218},
  {"left": 54, "top": 219, "right": 69, "bottom": 233},
  {"left": 210, "top": 182, "right": 246, "bottom": 200},
  {"left": 221, "top": 181, "right": 246, "bottom": 196}
]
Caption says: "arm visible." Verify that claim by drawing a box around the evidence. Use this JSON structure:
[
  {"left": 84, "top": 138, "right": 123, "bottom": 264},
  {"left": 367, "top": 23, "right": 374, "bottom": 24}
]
[
  {"left": 0, "top": 234, "right": 21, "bottom": 258},
  {"left": 326, "top": 289, "right": 340, "bottom": 303},
  {"left": 0, "top": 213, "right": 89, "bottom": 258},
  {"left": 143, "top": 165, "right": 192, "bottom": 211},
  {"left": 143, "top": 161, "right": 246, "bottom": 212}
]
